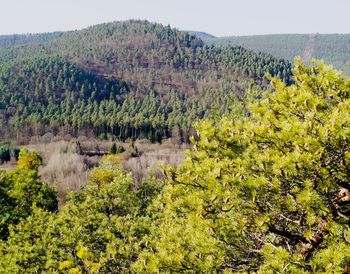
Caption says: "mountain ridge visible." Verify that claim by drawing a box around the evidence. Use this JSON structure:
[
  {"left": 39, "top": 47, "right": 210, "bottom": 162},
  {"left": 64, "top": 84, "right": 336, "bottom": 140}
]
[{"left": 2, "top": 25, "right": 349, "bottom": 76}]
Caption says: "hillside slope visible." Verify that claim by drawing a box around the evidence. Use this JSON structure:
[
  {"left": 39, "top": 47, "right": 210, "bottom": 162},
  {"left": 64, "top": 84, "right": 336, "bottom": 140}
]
[
  {"left": 0, "top": 20, "right": 292, "bottom": 142},
  {"left": 206, "top": 33, "right": 350, "bottom": 75}
]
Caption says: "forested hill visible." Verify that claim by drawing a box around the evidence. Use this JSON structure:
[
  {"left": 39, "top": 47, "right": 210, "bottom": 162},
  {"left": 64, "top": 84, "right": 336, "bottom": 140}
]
[
  {"left": 204, "top": 33, "right": 350, "bottom": 75},
  {"left": 0, "top": 20, "right": 292, "bottom": 142}
]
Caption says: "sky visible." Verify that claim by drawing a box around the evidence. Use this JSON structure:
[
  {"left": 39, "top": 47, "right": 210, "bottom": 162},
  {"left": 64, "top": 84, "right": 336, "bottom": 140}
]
[{"left": 0, "top": 0, "right": 349, "bottom": 37}]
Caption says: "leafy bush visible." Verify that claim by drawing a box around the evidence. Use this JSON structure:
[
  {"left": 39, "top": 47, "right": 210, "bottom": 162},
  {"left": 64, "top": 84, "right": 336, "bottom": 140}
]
[
  {"left": 116, "top": 145, "right": 125, "bottom": 154},
  {"left": 0, "top": 145, "right": 11, "bottom": 163}
]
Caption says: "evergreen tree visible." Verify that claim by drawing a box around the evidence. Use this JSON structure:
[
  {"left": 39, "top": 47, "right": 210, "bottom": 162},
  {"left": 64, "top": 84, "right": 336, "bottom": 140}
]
[{"left": 109, "top": 142, "right": 117, "bottom": 154}]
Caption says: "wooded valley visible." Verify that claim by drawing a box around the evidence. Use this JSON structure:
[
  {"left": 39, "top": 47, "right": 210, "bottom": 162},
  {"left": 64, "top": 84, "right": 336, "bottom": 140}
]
[{"left": 0, "top": 20, "right": 350, "bottom": 273}]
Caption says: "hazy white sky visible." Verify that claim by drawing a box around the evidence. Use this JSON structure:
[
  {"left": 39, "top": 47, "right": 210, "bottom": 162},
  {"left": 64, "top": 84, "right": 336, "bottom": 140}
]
[{"left": 0, "top": 0, "right": 349, "bottom": 36}]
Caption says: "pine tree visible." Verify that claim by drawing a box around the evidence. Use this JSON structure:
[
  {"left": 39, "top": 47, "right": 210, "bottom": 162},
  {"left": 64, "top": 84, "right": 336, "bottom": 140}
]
[{"left": 109, "top": 142, "right": 117, "bottom": 154}]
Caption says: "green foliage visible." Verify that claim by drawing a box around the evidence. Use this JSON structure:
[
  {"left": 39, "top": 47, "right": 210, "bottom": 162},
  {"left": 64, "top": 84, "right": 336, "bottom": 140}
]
[
  {"left": 135, "top": 59, "right": 350, "bottom": 272},
  {"left": 17, "top": 148, "right": 43, "bottom": 170},
  {"left": 0, "top": 155, "right": 159, "bottom": 273},
  {"left": 116, "top": 144, "right": 125, "bottom": 154},
  {"left": 0, "top": 20, "right": 292, "bottom": 142},
  {"left": 0, "top": 148, "right": 57, "bottom": 240},
  {"left": 109, "top": 142, "right": 117, "bottom": 154},
  {"left": 0, "top": 145, "right": 11, "bottom": 163},
  {"left": 109, "top": 143, "right": 124, "bottom": 155},
  {"left": 2, "top": 60, "right": 350, "bottom": 273},
  {"left": 208, "top": 33, "right": 350, "bottom": 75}
]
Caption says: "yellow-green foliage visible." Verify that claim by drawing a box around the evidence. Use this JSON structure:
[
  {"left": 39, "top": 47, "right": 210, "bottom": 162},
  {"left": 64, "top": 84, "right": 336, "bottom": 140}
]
[
  {"left": 16, "top": 148, "right": 43, "bottom": 170},
  {"left": 0, "top": 154, "right": 161, "bottom": 273},
  {"left": 135, "top": 59, "right": 350, "bottom": 273},
  {"left": 0, "top": 148, "right": 57, "bottom": 240}
]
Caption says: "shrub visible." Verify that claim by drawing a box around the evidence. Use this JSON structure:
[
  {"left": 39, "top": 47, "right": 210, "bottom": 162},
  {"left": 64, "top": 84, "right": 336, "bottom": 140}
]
[
  {"left": 0, "top": 145, "right": 11, "bottom": 163},
  {"left": 116, "top": 144, "right": 125, "bottom": 154},
  {"left": 110, "top": 142, "right": 117, "bottom": 154}
]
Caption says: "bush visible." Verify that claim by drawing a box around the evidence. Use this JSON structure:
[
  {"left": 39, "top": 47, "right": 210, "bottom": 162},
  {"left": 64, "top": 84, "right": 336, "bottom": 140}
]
[
  {"left": 110, "top": 142, "right": 117, "bottom": 154},
  {"left": 0, "top": 145, "right": 11, "bottom": 163},
  {"left": 12, "top": 148, "right": 20, "bottom": 160},
  {"left": 116, "top": 144, "right": 125, "bottom": 154}
]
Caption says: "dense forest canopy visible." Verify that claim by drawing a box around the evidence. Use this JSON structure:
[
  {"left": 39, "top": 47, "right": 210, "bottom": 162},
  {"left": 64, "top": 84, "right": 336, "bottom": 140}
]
[
  {"left": 206, "top": 33, "right": 350, "bottom": 75},
  {"left": 0, "top": 20, "right": 292, "bottom": 142},
  {"left": 0, "top": 60, "right": 349, "bottom": 273}
]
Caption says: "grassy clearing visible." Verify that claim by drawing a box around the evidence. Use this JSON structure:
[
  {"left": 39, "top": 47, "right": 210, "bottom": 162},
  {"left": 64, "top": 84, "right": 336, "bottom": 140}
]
[{"left": 1, "top": 137, "right": 187, "bottom": 204}]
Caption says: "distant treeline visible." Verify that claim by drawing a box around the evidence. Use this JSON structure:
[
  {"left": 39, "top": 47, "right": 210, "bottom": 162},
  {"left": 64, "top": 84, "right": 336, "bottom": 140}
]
[{"left": 206, "top": 33, "right": 350, "bottom": 75}]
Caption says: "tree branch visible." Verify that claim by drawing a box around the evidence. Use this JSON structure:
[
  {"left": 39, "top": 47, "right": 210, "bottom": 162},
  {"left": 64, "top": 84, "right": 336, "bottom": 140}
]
[{"left": 268, "top": 226, "right": 308, "bottom": 244}]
